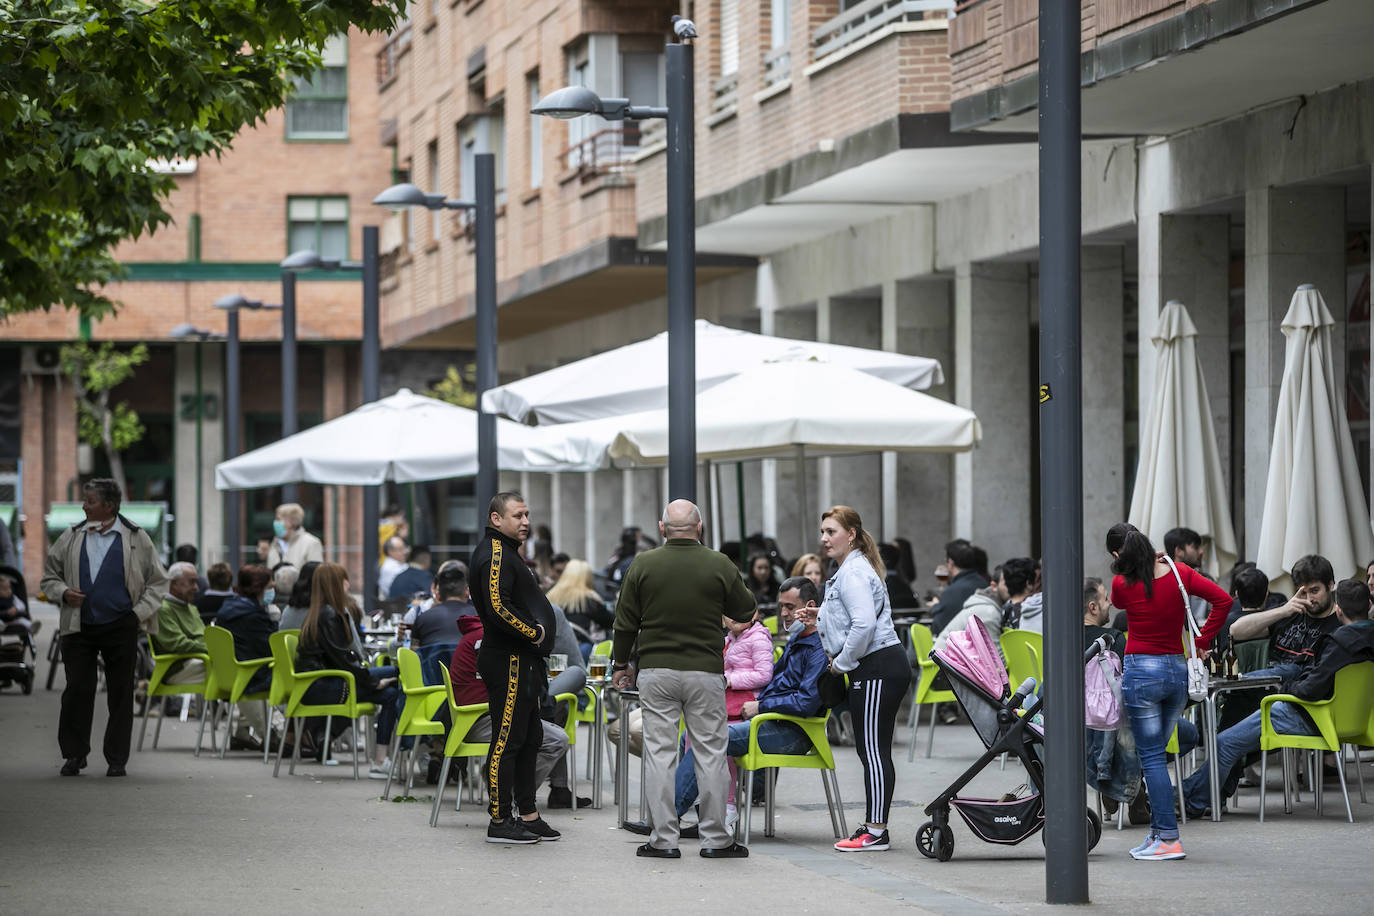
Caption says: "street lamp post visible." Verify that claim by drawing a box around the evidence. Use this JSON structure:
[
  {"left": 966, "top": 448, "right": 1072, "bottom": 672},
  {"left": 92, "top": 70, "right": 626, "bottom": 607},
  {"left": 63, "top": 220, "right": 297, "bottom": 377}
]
[
  {"left": 531, "top": 32, "right": 697, "bottom": 499},
  {"left": 169, "top": 323, "right": 224, "bottom": 559},
  {"left": 213, "top": 293, "right": 283, "bottom": 571},
  {"left": 280, "top": 270, "right": 298, "bottom": 505},
  {"left": 374, "top": 161, "right": 497, "bottom": 530},
  {"left": 280, "top": 240, "right": 379, "bottom": 610}
]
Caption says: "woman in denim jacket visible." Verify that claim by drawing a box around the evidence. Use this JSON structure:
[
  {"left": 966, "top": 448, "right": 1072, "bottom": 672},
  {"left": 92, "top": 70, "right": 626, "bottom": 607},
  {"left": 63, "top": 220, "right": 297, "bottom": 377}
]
[{"left": 802, "top": 505, "right": 910, "bottom": 852}]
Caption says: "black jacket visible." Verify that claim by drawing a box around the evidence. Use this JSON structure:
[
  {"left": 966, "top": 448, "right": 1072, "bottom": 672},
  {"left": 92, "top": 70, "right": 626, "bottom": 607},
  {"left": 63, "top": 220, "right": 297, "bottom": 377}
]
[
  {"left": 931, "top": 569, "right": 990, "bottom": 635},
  {"left": 296, "top": 608, "right": 376, "bottom": 691},
  {"left": 216, "top": 594, "right": 277, "bottom": 692},
  {"left": 469, "top": 527, "right": 556, "bottom": 660},
  {"left": 1290, "top": 619, "right": 1374, "bottom": 702}
]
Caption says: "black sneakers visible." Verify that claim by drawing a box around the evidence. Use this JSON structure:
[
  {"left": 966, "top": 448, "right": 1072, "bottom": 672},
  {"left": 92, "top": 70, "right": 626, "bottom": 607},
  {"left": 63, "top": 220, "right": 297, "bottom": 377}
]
[
  {"left": 520, "top": 816, "right": 561, "bottom": 842},
  {"left": 547, "top": 787, "right": 592, "bottom": 808},
  {"left": 60, "top": 756, "right": 87, "bottom": 777},
  {"left": 486, "top": 818, "right": 541, "bottom": 844},
  {"left": 636, "top": 843, "right": 681, "bottom": 859},
  {"left": 700, "top": 842, "right": 749, "bottom": 859}
]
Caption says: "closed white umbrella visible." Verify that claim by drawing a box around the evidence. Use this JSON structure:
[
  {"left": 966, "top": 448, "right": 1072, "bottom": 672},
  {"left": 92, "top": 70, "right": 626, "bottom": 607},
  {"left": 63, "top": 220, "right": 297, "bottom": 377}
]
[
  {"left": 214, "top": 389, "right": 596, "bottom": 490},
  {"left": 1256, "top": 285, "right": 1374, "bottom": 586},
  {"left": 1127, "top": 301, "right": 1238, "bottom": 577},
  {"left": 480, "top": 319, "right": 944, "bottom": 424}
]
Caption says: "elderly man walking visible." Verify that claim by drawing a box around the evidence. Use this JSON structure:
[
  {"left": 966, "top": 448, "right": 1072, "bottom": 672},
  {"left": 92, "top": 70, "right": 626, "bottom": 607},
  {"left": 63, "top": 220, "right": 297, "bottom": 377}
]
[
  {"left": 41, "top": 478, "right": 168, "bottom": 777},
  {"left": 612, "top": 499, "right": 756, "bottom": 859}
]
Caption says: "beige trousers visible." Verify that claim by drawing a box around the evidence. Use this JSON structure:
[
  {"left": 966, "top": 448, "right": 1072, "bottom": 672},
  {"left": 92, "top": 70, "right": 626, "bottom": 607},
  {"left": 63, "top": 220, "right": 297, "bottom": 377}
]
[{"left": 637, "top": 668, "right": 732, "bottom": 851}]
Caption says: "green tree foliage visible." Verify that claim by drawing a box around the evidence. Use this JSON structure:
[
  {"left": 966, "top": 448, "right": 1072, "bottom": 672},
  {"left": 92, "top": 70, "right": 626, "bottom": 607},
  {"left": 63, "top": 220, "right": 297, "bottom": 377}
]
[
  {"left": 425, "top": 365, "right": 478, "bottom": 408},
  {"left": 0, "top": 0, "right": 406, "bottom": 318},
  {"left": 60, "top": 341, "right": 149, "bottom": 494}
]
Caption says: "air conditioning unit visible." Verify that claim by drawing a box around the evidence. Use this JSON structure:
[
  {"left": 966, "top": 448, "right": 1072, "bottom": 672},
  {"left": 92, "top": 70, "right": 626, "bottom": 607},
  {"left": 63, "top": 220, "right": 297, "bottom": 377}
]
[{"left": 20, "top": 345, "right": 62, "bottom": 376}]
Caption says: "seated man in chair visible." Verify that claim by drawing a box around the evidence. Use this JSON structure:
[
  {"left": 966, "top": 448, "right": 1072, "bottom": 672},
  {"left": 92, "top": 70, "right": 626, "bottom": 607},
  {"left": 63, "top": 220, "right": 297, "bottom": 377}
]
[
  {"left": 1181, "top": 578, "right": 1374, "bottom": 816},
  {"left": 671, "top": 575, "right": 829, "bottom": 830}
]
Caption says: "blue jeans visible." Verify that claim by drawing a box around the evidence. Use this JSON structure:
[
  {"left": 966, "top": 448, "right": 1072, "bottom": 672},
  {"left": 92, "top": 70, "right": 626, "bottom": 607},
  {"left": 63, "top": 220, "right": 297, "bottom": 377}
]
[
  {"left": 301, "top": 664, "right": 401, "bottom": 748},
  {"left": 674, "top": 719, "right": 813, "bottom": 816},
  {"left": 1122, "top": 654, "right": 1188, "bottom": 839},
  {"left": 1182, "top": 701, "right": 1316, "bottom": 812}
]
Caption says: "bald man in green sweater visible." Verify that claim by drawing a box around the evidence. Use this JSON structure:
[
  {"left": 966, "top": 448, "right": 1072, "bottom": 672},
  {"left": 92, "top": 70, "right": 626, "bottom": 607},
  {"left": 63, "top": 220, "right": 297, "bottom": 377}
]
[{"left": 612, "top": 499, "right": 756, "bottom": 860}]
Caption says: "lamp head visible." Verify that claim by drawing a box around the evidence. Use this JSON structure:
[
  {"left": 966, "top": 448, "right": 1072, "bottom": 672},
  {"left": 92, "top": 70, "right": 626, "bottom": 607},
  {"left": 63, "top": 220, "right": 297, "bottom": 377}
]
[
  {"left": 282, "top": 249, "right": 333, "bottom": 271},
  {"left": 214, "top": 292, "right": 262, "bottom": 311},
  {"left": 169, "top": 323, "right": 221, "bottom": 340},
  {"left": 531, "top": 85, "right": 607, "bottom": 120},
  {"left": 373, "top": 182, "right": 446, "bottom": 211}
]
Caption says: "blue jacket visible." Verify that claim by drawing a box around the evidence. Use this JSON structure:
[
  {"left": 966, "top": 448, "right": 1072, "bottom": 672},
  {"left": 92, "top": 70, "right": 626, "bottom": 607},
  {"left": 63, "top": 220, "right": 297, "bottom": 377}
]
[{"left": 757, "top": 630, "right": 827, "bottom": 718}]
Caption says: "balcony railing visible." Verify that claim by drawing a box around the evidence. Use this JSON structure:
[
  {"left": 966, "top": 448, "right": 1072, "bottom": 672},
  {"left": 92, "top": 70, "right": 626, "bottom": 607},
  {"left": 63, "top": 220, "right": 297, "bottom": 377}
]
[
  {"left": 813, "top": 0, "right": 954, "bottom": 61},
  {"left": 375, "top": 22, "right": 413, "bottom": 87},
  {"left": 763, "top": 45, "right": 791, "bottom": 88},
  {"left": 710, "top": 72, "right": 739, "bottom": 119},
  {"left": 560, "top": 128, "right": 642, "bottom": 179}
]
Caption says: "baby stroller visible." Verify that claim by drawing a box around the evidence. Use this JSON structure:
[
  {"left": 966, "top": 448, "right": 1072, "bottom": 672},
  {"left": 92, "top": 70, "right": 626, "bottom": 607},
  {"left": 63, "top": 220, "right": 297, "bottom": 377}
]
[
  {"left": 0, "top": 566, "right": 38, "bottom": 694},
  {"left": 915, "top": 617, "right": 1102, "bottom": 861}
]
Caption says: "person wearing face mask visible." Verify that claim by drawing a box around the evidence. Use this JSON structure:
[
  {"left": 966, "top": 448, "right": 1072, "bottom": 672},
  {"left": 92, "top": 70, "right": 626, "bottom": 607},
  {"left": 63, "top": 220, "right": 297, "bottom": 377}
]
[
  {"left": 212, "top": 564, "right": 279, "bottom": 750},
  {"left": 42, "top": 478, "right": 168, "bottom": 778},
  {"left": 266, "top": 503, "right": 323, "bottom": 569}
]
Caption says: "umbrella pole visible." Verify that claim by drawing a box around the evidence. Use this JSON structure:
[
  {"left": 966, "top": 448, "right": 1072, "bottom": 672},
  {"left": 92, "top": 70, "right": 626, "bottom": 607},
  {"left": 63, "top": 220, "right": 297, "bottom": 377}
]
[
  {"left": 736, "top": 462, "right": 747, "bottom": 571},
  {"left": 701, "top": 459, "right": 714, "bottom": 549},
  {"left": 796, "top": 445, "right": 809, "bottom": 562}
]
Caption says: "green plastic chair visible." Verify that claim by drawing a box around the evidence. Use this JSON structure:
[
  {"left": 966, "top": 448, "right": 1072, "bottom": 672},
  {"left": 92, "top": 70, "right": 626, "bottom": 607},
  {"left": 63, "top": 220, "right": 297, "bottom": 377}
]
[
  {"left": 553, "top": 691, "right": 582, "bottom": 800},
  {"left": 1258, "top": 661, "right": 1374, "bottom": 823},
  {"left": 773, "top": 644, "right": 784, "bottom": 663},
  {"left": 762, "top": 615, "right": 779, "bottom": 635},
  {"left": 269, "top": 630, "right": 299, "bottom": 777},
  {"left": 1000, "top": 629, "right": 1044, "bottom": 689},
  {"left": 382, "top": 647, "right": 447, "bottom": 800},
  {"left": 1234, "top": 638, "right": 1270, "bottom": 674},
  {"left": 278, "top": 632, "right": 378, "bottom": 780},
  {"left": 430, "top": 666, "right": 491, "bottom": 827},
  {"left": 906, "top": 623, "right": 957, "bottom": 761},
  {"left": 198, "top": 625, "right": 272, "bottom": 761},
  {"left": 138, "top": 635, "right": 211, "bottom": 752},
  {"left": 733, "top": 711, "right": 847, "bottom": 844}
]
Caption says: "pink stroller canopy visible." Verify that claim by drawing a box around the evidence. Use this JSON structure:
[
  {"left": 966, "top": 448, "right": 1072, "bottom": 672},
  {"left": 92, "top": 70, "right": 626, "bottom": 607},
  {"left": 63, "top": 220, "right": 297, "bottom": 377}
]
[{"left": 938, "top": 616, "right": 1009, "bottom": 699}]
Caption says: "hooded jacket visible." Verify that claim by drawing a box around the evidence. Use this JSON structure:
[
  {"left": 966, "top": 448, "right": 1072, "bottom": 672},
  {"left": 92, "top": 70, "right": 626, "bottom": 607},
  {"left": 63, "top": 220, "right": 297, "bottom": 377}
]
[
  {"left": 469, "top": 526, "right": 556, "bottom": 661},
  {"left": 449, "top": 615, "right": 489, "bottom": 707}
]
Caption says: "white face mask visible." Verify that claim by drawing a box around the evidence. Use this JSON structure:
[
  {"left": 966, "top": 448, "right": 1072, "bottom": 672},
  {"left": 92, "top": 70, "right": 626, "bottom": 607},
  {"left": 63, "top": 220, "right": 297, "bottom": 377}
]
[{"left": 261, "top": 588, "right": 276, "bottom": 607}]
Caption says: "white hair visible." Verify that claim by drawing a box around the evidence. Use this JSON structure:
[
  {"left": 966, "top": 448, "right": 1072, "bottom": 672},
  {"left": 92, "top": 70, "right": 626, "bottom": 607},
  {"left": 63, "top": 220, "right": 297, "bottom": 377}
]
[{"left": 167, "top": 561, "right": 199, "bottom": 581}]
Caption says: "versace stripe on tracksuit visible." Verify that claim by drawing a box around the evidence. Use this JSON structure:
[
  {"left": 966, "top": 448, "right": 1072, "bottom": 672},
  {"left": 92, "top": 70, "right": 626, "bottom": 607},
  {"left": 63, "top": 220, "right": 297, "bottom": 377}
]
[{"left": 469, "top": 526, "right": 556, "bottom": 822}]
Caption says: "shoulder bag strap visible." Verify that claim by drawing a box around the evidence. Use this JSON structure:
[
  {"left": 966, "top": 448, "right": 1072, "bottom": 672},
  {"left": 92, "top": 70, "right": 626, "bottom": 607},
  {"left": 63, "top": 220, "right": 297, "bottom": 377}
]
[{"left": 1163, "top": 556, "right": 1202, "bottom": 657}]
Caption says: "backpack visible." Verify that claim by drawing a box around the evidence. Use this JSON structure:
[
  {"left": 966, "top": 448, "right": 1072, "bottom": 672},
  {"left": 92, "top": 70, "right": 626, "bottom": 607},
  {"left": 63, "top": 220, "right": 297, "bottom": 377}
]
[{"left": 1084, "top": 636, "right": 1123, "bottom": 730}]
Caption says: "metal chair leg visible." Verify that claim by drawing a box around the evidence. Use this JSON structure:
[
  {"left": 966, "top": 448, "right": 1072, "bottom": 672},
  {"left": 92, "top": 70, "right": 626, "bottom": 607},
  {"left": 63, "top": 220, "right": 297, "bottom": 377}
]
[
  {"left": 153, "top": 699, "right": 166, "bottom": 748},
  {"left": 1313, "top": 751, "right": 1323, "bottom": 816},
  {"left": 925, "top": 702, "right": 938, "bottom": 758},
  {"left": 1174, "top": 756, "right": 1186, "bottom": 824},
  {"left": 740, "top": 763, "right": 754, "bottom": 846},
  {"left": 1356, "top": 745, "right": 1368, "bottom": 804},
  {"left": 220, "top": 702, "right": 236, "bottom": 760},
  {"left": 262, "top": 701, "right": 272, "bottom": 764},
  {"left": 382, "top": 730, "right": 401, "bottom": 800},
  {"left": 820, "top": 769, "right": 841, "bottom": 838},
  {"left": 273, "top": 717, "right": 291, "bottom": 778},
  {"left": 906, "top": 693, "right": 919, "bottom": 763},
  {"left": 826, "top": 769, "right": 848, "bottom": 837},
  {"left": 137, "top": 699, "right": 152, "bottom": 751},
  {"left": 1337, "top": 744, "right": 1354, "bottom": 823},
  {"left": 430, "top": 757, "right": 452, "bottom": 827},
  {"left": 290, "top": 717, "right": 306, "bottom": 776},
  {"left": 1259, "top": 748, "right": 1268, "bottom": 822},
  {"left": 194, "top": 697, "right": 211, "bottom": 757},
  {"left": 1282, "top": 749, "right": 1294, "bottom": 814},
  {"left": 351, "top": 717, "right": 361, "bottom": 780}
]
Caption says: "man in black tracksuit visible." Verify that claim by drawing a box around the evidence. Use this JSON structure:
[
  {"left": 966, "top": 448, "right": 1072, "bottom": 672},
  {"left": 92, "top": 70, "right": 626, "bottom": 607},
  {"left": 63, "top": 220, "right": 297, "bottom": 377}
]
[{"left": 470, "top": 491, "right": 558, "bottom": 844}]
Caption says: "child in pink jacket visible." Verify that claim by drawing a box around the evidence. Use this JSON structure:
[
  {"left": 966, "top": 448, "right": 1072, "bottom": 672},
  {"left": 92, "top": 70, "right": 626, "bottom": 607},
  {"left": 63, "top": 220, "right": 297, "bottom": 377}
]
[{"left": 722, "top": 612, "right": 775, "bottom": 825}]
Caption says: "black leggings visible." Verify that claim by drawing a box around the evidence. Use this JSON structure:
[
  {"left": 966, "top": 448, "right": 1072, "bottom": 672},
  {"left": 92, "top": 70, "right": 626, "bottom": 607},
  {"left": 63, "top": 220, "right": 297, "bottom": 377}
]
[{"left": 847, "top": 644, "right": 912, "bottom": 826}]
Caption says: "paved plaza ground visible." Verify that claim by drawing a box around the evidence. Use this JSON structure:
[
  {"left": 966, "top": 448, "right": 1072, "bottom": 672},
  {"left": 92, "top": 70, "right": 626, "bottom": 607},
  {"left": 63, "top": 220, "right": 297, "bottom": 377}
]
[{"left": 3, "top": 599, "right": 1372, "bottom": 914}]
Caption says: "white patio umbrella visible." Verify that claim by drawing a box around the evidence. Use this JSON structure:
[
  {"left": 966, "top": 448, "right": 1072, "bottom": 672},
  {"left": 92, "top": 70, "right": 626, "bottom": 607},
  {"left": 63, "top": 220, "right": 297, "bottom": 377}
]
[
  {"left": 480, "top": 319, "right": 944, "bottom": 424},
  {"left": 1255, "top": 285, "right": 1374, "bottom": 586},
  {"left": 1127, "top": 301, "right": 1238, "bottom": 577},
  {"left": 214, "top": 388, "right": 596, "bottom": 490}
]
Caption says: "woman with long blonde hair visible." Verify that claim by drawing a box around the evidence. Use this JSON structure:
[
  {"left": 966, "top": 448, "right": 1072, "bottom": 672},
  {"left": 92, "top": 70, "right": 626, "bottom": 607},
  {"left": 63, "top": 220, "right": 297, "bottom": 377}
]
[
  {"left": 799, "top": 506, "right": 909, "bottom": 852},
  {"left": 790, "top": 553, "right": 825, "bottom": 590},
  {"left": 546, "top": 559, "right": 614, "bottom": 659},
  {"left": 296, "top": 563, "right": 401, "bottom": 777}
]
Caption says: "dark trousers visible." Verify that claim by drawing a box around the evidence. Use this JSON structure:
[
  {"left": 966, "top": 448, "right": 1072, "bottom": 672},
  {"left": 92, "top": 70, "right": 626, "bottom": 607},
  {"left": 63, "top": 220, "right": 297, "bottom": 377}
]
[
  {"left": 848, "top": 644, "right": 912, "bottom": 826},
  {"left": 58, "top": 614, "right": 139, "bottom": 766},
  {"left": 479, "top": 650, "right": 544, "bottom": 821}
]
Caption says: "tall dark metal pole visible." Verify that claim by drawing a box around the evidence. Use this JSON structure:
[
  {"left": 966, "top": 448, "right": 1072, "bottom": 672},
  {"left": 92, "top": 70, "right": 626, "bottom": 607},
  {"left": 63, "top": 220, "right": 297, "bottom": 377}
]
[
  {"left": 665, "top": 42, "right": 696, "bottom": 502},
  {"left": 224, "top": 310, "right": 240, "bottom": 569},
  {"left": 474, "top": 152, "right": 499, "bottom": 528},
  {"left": 361, "top": 226, "right": 381, "bottom": 614},
  {"left": 280, "top": 270, "right": 299, "bottom": 505},
  {"left": 1039, "top": 0, "right": 1087, "bottom": 904}
]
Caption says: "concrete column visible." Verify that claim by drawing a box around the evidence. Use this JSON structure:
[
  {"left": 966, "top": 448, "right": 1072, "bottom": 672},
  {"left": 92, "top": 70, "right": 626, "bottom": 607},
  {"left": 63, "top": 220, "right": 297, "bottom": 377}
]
[
  {"left": 954, "top": 261, "right": 1032, "bottom": 563},
  {"left": 894, "top": 276, "right": 955, "bottom": 583},
  {"left": 174, "top": 343, "right": 225, "bottom": 563},
  {"left": 1082, "top": 247, "right": 1127, "bottom": 554},
  {"left": 524, "top": 472, "right": 554, "bottom": 548},
  {"left": 1243, "top": 186, "right": 1345, "bottom": 550},
  {"left": 20, "top": 374, "right": 77, "bottom": 577},
  {"left": 583, "top": 469, "right": 623, "bottom": 565},
  {"left": 823, "top": 294, "right": 883, "bottom": 532}
]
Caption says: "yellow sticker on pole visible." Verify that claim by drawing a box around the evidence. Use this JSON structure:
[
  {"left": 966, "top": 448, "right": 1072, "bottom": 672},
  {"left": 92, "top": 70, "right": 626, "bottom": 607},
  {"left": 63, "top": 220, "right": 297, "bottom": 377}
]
[{"left": 1039, "top": 384, "right": 1052, "bottom": 404}]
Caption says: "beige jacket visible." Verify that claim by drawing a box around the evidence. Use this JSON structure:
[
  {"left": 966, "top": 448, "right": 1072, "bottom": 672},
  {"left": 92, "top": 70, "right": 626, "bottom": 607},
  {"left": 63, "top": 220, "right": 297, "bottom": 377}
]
[
  {"left": 40, "top": 516, "right": 168, "bottom": 636},
  {"left": 267, "top": 529, "right": 324, "bottom": 569}
]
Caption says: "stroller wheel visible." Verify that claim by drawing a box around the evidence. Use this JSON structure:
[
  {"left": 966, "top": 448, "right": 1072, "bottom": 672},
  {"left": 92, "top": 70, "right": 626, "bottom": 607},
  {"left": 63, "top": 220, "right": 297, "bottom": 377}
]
[
  {"left": 1086, "top": 809, "right": 1102, "bottom": 852},
  {"left": 916, "top": 821, "right": 954, "bottom": 862},
  {"left": 21, "top": 669, "right": 34, "bottom": 695}
]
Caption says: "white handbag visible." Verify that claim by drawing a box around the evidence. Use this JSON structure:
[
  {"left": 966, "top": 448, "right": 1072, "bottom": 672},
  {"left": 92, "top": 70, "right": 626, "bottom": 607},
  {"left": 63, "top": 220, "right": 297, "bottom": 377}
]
[{"left": 1165, "top": 556, "right": 1209, "bottom": 702}]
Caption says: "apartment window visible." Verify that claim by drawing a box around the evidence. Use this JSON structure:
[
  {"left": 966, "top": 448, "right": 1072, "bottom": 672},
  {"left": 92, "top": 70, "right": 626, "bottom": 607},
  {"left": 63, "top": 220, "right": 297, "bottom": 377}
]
[
  {"left": 527, "top": 72, "right": 542, "bottom": 189},
  {"left": 566, "top": 43, "right": 592, "bottom": 168},
  {"left": 287, "top": 196, "right": 349, "bottom": 259},
  {"left": 427, "top": 140, "right": 441, "bottom": 241},
  {"left": 459, "top": 112, "right": 506, "bottom": 208},
  {"left": 286, "top": 34, "right": 349, "bottom": 139},
  {"left": 771, "top": 0, "right": 790, "bottom": 49},
  {"left": 719, "top": 0, "right": 739, "bottom": 77}
]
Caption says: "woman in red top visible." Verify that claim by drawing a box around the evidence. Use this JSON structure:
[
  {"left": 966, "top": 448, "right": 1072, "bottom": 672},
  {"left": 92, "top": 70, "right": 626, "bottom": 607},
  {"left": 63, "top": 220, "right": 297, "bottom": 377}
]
[{"left": 1105, "top": 523, "right": 1230, "bottom": 861}]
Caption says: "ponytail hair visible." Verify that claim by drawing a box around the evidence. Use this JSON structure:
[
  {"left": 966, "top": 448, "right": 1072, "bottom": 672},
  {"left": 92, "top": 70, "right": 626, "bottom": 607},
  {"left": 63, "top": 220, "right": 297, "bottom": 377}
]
[
  {"left": 821, "top": 506, "right": 886, "bottom": 579},
  {"left": 1105, "top": 522, "right": 1155, "bottom": 597}
]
